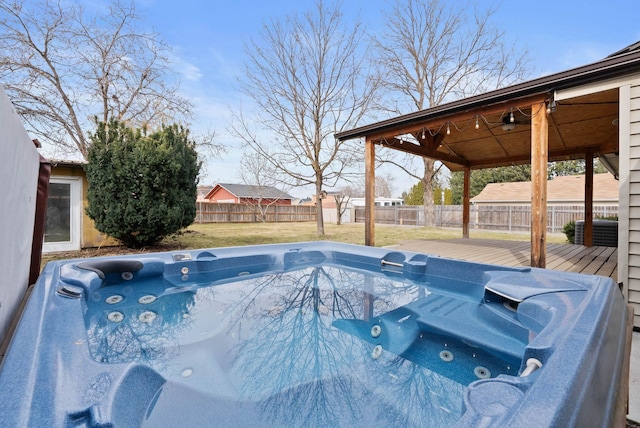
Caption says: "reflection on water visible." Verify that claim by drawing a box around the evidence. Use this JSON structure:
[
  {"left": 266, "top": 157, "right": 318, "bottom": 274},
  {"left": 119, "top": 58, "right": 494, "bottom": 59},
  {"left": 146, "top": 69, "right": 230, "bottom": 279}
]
[{"left": 85, "top": 265, "right": 502, "bottom": 427}]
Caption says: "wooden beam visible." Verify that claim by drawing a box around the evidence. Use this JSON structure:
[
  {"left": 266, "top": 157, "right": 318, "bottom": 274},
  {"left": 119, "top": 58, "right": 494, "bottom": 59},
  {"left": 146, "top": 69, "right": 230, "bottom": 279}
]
[
  {"left": 365, "top": 137, "right": 375, "bottom": 247},
  {"left": 367, "top": 93, "right": 550, "bottom": 143},
  {"left": 531, "top": 102, "right": 548, "bottom": 268},
  {"left": 584, "top": 149, "right": 594, "bottom": 246},
  {"left": 453, "top": 144, "right": 605, "bottom": 171},
  {"left": 463, "top": 166, "right": 470, "bottom": 238},
  {"left": 381, "top": 138, "right": 469, "bottom": 166}
]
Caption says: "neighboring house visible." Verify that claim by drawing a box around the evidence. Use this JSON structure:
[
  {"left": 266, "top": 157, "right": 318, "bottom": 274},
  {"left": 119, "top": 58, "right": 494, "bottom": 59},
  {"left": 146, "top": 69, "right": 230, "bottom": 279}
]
[
  {"left": 45, "top": 160, "right": 118, "bottom": 252},
  {"left": 292, "top": 197, "right": 313, "bottom": 205},
  {"left": 202, "top": 183, "right": 293, "bottom": 205},
  {"left": 471, "top": 173, "right": 619, "bottom": 207},
  {"left": 301, "top": 192, "right": 341, "bottom": 209},
  {"left": 351, "top": 197, "right": 405, "bottom": 207}
]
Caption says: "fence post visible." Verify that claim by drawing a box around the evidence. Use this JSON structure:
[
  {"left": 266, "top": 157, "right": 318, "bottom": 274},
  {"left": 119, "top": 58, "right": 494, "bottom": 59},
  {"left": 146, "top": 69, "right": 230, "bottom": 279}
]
[{"left": 508, "top": 205, "right": 512, "bottom": 231}]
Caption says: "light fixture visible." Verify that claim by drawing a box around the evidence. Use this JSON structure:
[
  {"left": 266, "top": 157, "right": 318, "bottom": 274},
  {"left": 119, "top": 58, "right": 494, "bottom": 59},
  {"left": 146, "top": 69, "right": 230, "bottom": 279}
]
[
  {"left": 446, "top": 124, "right": 451, "bottom": 135},
  {"left": 421, "top": 128, "right": 426, "bottom": 139},
  {"left": 502, "top": 111, "right": 516, "bottom": 131},
  {"left": 546, "top": 100, "right": 557, "bottom": 114},
  {"left": 475, "top": 117, "right": 480, "bottom": 130}
]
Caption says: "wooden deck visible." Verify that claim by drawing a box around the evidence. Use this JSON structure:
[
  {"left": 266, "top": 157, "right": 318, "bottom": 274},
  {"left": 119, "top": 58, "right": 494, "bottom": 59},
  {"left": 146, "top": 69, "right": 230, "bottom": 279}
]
[{"left": 393, "top": 238, "right": 618, "bottom": 282}]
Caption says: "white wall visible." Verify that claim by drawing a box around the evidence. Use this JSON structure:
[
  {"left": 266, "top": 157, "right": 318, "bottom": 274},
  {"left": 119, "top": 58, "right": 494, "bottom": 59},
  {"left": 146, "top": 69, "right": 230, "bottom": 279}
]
[
  {"left": 322, "top": 207, "right": 352, "bottom": 224},
  {"left": 621, "top": 82, "right": 640, "bottom": 328},
  {"left": 0, "top": 86, "right": 40, "bottom": 343}
]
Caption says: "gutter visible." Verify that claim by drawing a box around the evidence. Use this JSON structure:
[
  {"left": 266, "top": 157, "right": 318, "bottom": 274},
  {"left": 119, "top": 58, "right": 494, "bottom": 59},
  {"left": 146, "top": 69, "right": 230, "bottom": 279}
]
[{"left": 336, "top": 49, "right": 640, "bottom": 141}]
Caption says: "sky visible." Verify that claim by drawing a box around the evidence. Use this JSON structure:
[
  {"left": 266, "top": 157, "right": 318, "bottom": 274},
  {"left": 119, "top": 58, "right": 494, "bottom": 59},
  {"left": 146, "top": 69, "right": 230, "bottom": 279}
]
[{"left": 137, "top": 0, "right": 640, "bottom": 198}]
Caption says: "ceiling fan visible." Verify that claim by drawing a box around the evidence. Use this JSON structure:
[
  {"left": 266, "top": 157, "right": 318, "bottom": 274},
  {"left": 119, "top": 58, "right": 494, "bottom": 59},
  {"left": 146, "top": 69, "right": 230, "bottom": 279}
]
[{"left": 500, "top": 110, "right": 529, "bottom": 131}]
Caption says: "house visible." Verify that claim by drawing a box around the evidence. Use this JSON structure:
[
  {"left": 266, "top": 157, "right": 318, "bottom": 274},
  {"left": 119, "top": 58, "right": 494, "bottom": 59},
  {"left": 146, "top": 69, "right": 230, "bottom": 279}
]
[
  {"left": 301, "top": 192, "right": 341, "bottom": 209},
  {"left": 202, "top": 183, "right": 293, "bottom": 205},
  {"left": 336, "top": 40, "right": 640, "bottom": 328},
  {"left": 471, "top": 173, "right": 619, "bottom": 207},
  {"left": 45, "top": 160, "right": 118, "bottom": 252},
  {"left": 350, "top": 197, "right": 404, "bottom": 207}
]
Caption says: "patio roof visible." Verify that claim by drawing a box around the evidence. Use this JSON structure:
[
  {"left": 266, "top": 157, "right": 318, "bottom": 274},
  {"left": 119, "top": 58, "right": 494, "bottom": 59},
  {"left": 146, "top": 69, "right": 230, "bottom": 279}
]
[
  {"left": 336, "top": 41, "right": 640, "bottom": 267},
  {"left": 335, "top": 44, "right": 640, "bottom": 173}
]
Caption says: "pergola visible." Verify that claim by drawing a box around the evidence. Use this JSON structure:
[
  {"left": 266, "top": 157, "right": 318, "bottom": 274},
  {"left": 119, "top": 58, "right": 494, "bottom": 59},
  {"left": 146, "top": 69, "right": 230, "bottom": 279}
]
[{"left": 335, "top": 47, "right": 640, "bottom": 268}]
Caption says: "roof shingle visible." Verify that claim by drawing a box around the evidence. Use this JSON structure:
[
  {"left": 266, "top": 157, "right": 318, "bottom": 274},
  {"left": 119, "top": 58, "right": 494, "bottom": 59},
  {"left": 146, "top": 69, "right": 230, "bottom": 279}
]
[
  {"left": 471, "top": 174, "right": 618, "bottom": 203},
  {"left": 216, "top": 183, "right": 293, "bottom": 200}
]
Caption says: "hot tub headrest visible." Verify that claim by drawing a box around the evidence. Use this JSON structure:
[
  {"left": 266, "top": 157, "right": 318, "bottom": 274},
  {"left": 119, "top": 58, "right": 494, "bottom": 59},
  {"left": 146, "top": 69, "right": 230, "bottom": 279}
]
[{"left": 76, "top": 260, "right": 144, "bottom": 279}]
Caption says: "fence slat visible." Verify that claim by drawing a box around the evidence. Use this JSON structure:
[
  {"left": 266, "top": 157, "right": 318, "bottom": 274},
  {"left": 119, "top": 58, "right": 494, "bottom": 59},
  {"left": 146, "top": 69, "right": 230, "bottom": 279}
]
[
  {"left": 354, "top": 204, "right": 618, "bottom": 232},
  {"left": 196, "top": 203, "right": 316, "bottom": 223}
]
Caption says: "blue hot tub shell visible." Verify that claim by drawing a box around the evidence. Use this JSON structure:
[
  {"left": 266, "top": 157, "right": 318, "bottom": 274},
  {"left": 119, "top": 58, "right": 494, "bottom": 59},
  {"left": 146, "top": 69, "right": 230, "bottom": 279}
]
[{"left": 0, "top": 242, "right": 628, "bottom": 427}]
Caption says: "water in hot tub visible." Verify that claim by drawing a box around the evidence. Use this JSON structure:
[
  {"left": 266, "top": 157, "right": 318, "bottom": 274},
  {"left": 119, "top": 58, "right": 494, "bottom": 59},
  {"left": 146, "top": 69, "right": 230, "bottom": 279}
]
[{"left": 84, "top": 265, "right": 522, "bottom": 427}]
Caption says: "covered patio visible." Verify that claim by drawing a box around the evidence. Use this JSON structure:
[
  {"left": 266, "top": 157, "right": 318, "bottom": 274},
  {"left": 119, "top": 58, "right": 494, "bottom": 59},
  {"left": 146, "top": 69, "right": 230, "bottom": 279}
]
[{"left": 335, "top": 47, "right": 638, "bottom": 269}]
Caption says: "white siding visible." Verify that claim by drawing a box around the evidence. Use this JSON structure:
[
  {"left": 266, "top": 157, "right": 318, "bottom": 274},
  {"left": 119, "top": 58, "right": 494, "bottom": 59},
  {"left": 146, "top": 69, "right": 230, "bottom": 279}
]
[
  {"left": 624, "top": 83, "right": 640, "bottom": 327},
  {"left": 0, "top": 86, "right": 40, "bottom": 343}
]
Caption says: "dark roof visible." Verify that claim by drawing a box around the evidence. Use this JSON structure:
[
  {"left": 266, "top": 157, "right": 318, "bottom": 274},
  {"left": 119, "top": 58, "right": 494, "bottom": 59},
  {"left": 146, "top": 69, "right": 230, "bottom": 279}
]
[
  {"left": 335, "top": 41, "right": 640, "bottom": 142},
  {"left": 217, "top": 183, "right": 293, "bottom": 200},
  {"left": 606, "top": 40, "right": 640, "bottom": 58}
]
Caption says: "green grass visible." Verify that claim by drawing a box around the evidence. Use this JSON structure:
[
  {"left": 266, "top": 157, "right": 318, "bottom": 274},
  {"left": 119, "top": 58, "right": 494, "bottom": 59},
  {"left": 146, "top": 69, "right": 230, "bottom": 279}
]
[
  {"left": 176, "top": 222, "right": 567, "bottom": 248},
  {"left": 41, "top": 221, "right": 568, "bottom": 266}
]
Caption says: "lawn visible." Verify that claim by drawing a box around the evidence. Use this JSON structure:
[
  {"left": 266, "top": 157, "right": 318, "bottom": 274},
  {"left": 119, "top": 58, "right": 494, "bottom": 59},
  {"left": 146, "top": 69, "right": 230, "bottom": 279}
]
[{"left": 41, "top": 221, "right": 568, "bottom": 265}]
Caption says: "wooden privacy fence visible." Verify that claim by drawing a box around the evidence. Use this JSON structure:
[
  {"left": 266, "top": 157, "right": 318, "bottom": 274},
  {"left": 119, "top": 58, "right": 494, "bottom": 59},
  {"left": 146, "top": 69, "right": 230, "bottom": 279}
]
[
  {"left": 355, "top": 204, "right": 618, "bottom": 233},
  {"left": 196, "top": 202, "right": 316, "bottom": 223}
]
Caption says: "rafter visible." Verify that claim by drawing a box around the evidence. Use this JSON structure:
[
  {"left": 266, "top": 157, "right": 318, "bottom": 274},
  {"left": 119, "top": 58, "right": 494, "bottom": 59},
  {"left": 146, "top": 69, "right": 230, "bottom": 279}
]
[{"left": 377, "top": 137, "right": 469, "bottom": 166}]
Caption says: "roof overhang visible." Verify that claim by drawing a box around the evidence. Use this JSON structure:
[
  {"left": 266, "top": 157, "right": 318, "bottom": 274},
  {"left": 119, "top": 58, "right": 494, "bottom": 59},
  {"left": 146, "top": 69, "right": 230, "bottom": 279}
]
[
  {"left": 335, "top": 48, "right": 640, "bottom": 174},
  {"left": 48, "top": 159, "right": 87, "bottom": 169}
]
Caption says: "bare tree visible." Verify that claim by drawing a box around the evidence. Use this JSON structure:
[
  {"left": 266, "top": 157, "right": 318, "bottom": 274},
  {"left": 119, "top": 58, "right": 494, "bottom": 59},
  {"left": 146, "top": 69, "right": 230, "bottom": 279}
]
[
  {"left": 0, "top": 0, "right": 192, "bottom": 158},
  {"left": 237, "top": 151, "right": 292, "bottom": 222},
  {"left": 340, "top": 184, "right": 364, "bottom": 199},
  {"left": 374, "top": 0, "right": 529, "bottom": 226},
  {"left": 231, "top": 0, "right": 379, "bottom": 235},
  {"left": 333, "top": 191, "right": 350, "bottom": 226},
  {"left": 376, "top": 173, "right": 395, "bottom": 198}
]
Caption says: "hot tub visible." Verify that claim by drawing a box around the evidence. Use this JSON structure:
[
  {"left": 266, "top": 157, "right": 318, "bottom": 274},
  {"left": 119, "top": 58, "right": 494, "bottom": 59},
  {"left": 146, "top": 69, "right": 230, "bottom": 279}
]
[{"left": 0, "top": 242, "right": 628, "bottom": 427}]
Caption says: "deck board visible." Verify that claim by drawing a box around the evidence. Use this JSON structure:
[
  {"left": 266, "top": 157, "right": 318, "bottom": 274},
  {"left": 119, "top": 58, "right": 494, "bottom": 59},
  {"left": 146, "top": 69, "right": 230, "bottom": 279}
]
[{"left": 393, "top": 238, "right": 618, "bottom": 281}]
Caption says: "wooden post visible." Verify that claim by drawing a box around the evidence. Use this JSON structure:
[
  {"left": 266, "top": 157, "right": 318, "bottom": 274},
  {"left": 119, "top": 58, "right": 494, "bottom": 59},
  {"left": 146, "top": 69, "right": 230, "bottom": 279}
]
[
  {"left": 365, "top": 137, "right": 375, "bottom": 246},
  {"left": 463, "top": 166, "right": 470, "bottom": 238},
  {"left": 531, "top": 102, "right": 548, "bottom": 268},
  {"left": 584, "top": 150, "right": 594, "bottom": 247}
]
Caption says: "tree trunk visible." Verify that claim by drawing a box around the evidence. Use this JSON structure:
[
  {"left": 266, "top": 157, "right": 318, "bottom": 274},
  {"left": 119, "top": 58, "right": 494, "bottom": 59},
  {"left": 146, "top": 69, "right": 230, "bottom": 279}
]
[
  {"left": 316, "top": 183, "right": 325, "bottom": 235},
  {"left": 422, "top": 157, "right": 436, "bottom": 226}
]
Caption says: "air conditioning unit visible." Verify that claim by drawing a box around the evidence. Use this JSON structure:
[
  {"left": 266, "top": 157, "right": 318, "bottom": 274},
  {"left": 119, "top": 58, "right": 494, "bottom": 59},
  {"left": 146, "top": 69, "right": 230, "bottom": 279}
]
[{"left": 574, "top": 219, "right": 618, "bottom": 247}]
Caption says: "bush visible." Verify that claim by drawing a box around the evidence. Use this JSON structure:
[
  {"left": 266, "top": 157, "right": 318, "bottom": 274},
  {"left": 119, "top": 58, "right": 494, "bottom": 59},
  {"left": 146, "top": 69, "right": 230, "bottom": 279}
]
[
  {"left": 563, "top": 220, "right": 576, "bottom": 244},
  {"left": 85, "top": 119, "right": 200, "bottom": 247}
]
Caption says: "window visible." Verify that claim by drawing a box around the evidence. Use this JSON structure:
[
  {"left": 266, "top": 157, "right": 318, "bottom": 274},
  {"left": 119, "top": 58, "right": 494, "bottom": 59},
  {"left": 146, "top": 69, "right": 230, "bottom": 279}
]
[{"left": 43, "top": 177, "right": 81, "bottom": 252}]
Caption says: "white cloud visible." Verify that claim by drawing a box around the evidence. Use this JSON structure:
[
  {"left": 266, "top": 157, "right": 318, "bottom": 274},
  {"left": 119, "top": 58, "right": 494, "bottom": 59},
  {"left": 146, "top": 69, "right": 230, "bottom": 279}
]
[{"left": 169, "top": 54, "right": 203, "bottom": 82}]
